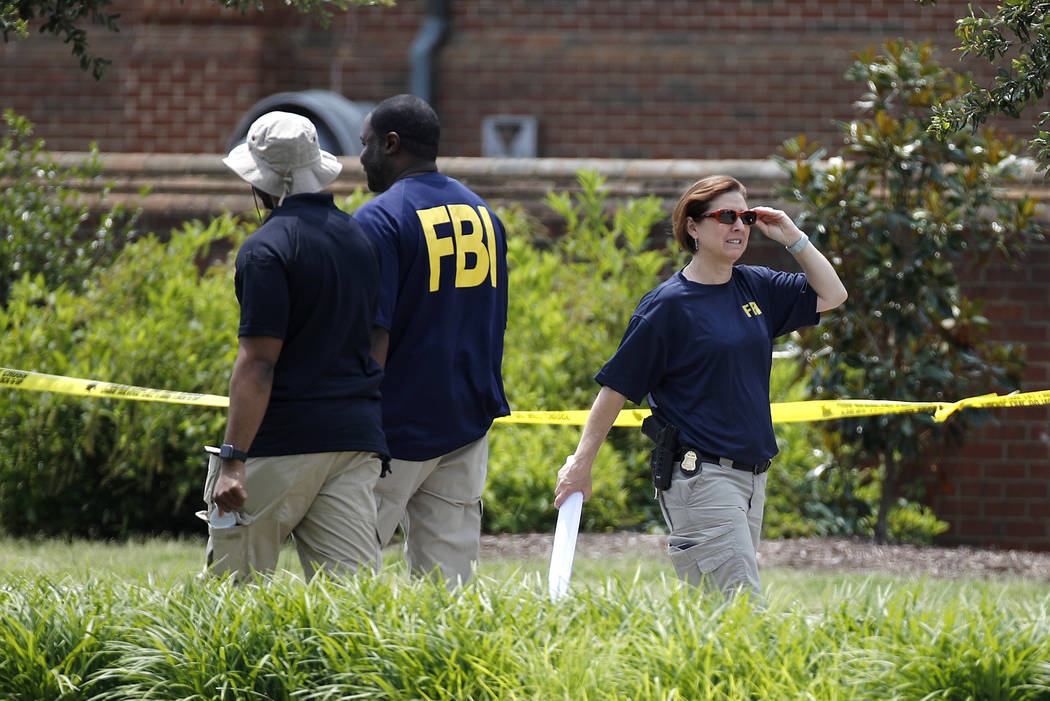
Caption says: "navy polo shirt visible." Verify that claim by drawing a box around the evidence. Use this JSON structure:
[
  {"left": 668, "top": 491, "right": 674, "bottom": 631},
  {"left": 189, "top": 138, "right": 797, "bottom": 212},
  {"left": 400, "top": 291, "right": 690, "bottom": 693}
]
[
  {"left": 235, "top": 192, "right": 387, "bottom": 457},
  {"left": 596, "top": 265, "right": 819, "bottom": 465}
]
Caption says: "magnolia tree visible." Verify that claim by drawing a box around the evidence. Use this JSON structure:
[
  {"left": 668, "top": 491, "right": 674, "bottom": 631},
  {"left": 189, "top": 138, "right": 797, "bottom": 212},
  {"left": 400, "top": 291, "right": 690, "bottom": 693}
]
[{"left": 777, "top": 41, "right": 1045, "bottom": 542}]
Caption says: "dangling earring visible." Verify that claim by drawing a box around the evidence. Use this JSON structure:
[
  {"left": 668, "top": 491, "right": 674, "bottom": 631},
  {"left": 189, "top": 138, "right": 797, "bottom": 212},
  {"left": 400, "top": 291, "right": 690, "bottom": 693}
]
[{"left": 693, "top": 237, "right": 699, "bottom": 251}]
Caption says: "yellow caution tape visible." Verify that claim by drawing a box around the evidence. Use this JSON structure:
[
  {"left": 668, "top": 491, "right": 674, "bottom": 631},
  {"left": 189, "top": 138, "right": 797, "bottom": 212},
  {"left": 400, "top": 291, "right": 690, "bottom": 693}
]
[
  {"left": 3, "top": 366, "right": 1049, "bottom": 426},
  {"left": 932, "top": 389, "right": 1050, "bottom": 422},
  {"left": 493, "top": 409, "right": 652, "bottom": 427},
  {"left": 494, "top": 399, "right": 952, "bottom": 427},
  {"left": 0, "top": 367, "right": 230, "bottom": 407},
  {"left": 770, "top": 398, "right": 950, "bottom": 424},
  {"left": 494, "top": 394, "right": 1050, "bottom": 426}
]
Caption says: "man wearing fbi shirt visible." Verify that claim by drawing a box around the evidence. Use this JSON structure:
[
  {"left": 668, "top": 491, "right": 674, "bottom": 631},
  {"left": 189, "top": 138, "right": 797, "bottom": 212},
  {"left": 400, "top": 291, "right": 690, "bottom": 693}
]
[{"left": 355, "top": 94, "right": 509, "bottom": 586}]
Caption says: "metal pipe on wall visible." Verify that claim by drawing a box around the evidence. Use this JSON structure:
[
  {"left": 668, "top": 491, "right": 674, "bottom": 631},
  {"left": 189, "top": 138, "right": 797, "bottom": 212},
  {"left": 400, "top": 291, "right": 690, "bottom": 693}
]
[{"left": 410, "top": 0, "right": 451, "bottom": 105}]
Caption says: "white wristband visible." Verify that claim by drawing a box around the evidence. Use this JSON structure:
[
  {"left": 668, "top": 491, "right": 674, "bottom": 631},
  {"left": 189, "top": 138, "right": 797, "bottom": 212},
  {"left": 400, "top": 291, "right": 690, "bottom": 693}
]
[{"left": 785, "top": 233, "right": 809, "bottom": 255}]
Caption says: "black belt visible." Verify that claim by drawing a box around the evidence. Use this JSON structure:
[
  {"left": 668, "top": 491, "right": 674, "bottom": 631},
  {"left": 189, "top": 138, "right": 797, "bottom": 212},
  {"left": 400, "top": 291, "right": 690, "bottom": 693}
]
[{"left": 676, "top": 448, "right": 771, "bottom": 475}]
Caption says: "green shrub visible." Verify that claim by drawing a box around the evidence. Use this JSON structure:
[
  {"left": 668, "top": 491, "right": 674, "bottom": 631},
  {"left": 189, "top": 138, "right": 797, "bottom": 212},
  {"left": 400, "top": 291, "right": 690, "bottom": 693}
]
[
  {"left": 0, "top": 217, "right": 245, "bottom": 537},
  {"left": 885, "top": 498, "right": 951, "bottom": 545},
  {"left": 1, "top": 569, "right": 1048, "bottom": 700},
  {"left": 0, "top": 110, "right": 139, "bottom": 308},
  {"left": 486, "top": 173, "right": 670, "bottom": 534},
  {"left": 761, "top": 357, "right": 868, "bottom": 539}
]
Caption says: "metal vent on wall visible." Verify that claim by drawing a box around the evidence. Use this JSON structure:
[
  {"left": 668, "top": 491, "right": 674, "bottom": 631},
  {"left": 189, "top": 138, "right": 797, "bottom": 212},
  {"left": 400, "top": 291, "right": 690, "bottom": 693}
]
[
  {"left": 481, "top": 115, "right": 538, "bottom": 158},
  {"left": 226, "top": 90, "right": 374, "bottom": 156}
]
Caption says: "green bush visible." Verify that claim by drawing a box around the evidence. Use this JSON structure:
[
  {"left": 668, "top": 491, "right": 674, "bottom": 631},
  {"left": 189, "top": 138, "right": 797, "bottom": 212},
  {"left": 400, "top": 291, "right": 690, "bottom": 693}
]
[
  {"left": 0, "top": 110, "right": 139, "bottom": 308},
  {"left": 0, "top": 217, "right": 245, "bottom": 537},
  {"left": 760, "top": 358, "right": 869, "bottom": 539},
  {"left": 486, "top": 173, "right": 669, "bottom": 534},
  {"left": 2, "top": 569, "right": 1048, "bottom": 700}
]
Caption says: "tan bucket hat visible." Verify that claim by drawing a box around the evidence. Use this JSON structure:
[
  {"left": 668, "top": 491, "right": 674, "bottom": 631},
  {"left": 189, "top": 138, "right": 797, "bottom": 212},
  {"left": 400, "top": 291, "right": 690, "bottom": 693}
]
[{"left": 222, "top": 111, "right": 342, "bottom": 203}]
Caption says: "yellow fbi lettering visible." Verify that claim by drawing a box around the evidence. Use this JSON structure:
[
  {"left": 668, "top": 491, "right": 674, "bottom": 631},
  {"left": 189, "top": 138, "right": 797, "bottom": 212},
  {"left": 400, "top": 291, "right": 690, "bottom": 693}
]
[
  {"left": 417, "top": 204, "right": 500, "bottom": 291},
  {"left": 742, "top": 301, "right": 763, "bottom": 317}
]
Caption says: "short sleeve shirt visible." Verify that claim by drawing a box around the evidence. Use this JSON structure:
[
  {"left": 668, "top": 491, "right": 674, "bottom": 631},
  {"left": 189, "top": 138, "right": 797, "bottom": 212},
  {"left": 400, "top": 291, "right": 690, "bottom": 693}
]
[
  {"left": 235, "top": 193, "right": 387, "bottom": 457},
  {"left": 595, "top": 265, "right": 819, "bottom": 464},
  {"left": 353, "top": 173, "right": 510, "bottom": 461}
]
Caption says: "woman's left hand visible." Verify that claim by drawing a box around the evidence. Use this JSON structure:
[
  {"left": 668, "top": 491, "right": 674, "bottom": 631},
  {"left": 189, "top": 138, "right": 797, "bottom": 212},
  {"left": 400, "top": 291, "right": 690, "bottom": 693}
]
[{"left": 751, "top": 206, "right": 804, "bottom": 247}]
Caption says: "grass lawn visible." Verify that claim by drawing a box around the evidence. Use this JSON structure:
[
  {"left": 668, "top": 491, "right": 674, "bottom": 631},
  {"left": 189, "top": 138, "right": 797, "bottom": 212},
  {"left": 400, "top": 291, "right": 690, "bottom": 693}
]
[
  {"left": 4, "top": 534, "right": 1049, "bottom": 608},
  {"left": 2, "top": 536, "right": 1049, "bottom": 700}
]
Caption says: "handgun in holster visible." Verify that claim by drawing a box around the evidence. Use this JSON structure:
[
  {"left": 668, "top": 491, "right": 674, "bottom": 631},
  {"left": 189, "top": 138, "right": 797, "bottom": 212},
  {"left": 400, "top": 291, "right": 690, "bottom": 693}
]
[{"left": 641, "top": 415, "right": 679, "bottom": 491}]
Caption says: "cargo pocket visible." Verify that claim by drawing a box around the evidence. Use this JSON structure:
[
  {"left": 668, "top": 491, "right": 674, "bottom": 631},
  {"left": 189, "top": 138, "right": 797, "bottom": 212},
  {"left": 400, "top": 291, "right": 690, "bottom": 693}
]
[
  {"left": 667, "top": 522, "right": 736, "bottom": 587},
  {"left": 207, "top": 523, "right": 249, "bottom": 579}
]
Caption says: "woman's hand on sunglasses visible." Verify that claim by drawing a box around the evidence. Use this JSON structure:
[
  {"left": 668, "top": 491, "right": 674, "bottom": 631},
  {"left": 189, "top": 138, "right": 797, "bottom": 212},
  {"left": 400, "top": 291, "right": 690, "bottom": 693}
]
[{"left": 751, "top": 206, "right": 804, "bottom": 246}]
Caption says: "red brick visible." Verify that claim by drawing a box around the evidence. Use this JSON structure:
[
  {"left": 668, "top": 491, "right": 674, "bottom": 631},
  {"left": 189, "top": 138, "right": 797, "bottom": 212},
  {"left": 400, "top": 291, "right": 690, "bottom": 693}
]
[
  {"left": 1029, "top": 463, "right": 1050, "bottom": 480},
  {"left": 985, "top": 303, "right": 1026, "bottom": 322},
  {"left": 957, "top": 519, "right": 1004, "bottom": 539},
  {"left": 982, "top": 500, "right": 1025, "bottom": 519},
  {"left": 984, "top": 425, "right": 1026, "bottom": 441},
  {"left": 978, "top": 463, "right": 1029, "bottom": 480},
  {"left": 1004, "top": 481, "right": 1049, "bottom": 499},
  {"left": 1007, "top": 444, "right": 1050, "bottom": 460},
  {"left": 1003, "top": 520, "right": 1049, "bottom": 539},
  {"left": 957, "top": 480, "right": 1005, "bottom": 499}
]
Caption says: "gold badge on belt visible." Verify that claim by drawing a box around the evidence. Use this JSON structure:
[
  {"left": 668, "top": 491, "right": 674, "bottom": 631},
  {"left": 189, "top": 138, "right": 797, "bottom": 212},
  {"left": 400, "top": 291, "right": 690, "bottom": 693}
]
[{"left": 681, "top": 450, "right": 698, "bottom": 472}]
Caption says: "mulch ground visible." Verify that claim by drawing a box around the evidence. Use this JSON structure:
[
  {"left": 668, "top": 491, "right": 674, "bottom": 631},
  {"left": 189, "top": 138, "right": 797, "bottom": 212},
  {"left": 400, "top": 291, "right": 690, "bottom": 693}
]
[{"left": 480, "top": 533, "right": 1050, "bottom": 581}]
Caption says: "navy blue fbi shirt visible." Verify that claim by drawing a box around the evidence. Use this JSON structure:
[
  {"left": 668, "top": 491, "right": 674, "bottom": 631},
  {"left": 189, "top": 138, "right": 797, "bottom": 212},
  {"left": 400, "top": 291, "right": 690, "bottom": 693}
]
[
  {"left": 354, "top": 172, "right": 510, "bottom": 462},
  {"left": 596, "top": 266, "right": 820, "bottom": 465},
  {"left": 235, "top": 192, "right": 388, "bottom": 458}
]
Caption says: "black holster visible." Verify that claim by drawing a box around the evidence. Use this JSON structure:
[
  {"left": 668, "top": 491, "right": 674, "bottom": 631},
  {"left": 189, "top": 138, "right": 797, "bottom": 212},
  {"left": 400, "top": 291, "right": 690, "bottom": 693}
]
[{"left": 641, "top": 415, "right": 679, "bottom": 491}]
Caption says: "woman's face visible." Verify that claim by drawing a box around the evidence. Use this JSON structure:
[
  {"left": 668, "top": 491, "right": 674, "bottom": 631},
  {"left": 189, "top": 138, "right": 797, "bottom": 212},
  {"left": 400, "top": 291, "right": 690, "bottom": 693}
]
[{"left": 687, "top": 190, "right": 751, "bottom": 263}]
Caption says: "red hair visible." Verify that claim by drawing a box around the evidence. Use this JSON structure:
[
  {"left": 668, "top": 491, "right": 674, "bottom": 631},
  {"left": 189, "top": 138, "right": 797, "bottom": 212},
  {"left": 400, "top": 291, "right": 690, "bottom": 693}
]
[{"left": 670, "top": 175, "right": 747, "bottom": 253}]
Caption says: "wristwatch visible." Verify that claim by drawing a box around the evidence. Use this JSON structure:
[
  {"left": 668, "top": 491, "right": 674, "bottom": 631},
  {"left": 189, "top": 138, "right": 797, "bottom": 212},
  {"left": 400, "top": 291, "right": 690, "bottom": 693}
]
[
  {"left": 218, "top": 443, "right": 249, "bottom": 462},
  {"left": 785, "top": 233, "right": 810, "bottom": 255}
]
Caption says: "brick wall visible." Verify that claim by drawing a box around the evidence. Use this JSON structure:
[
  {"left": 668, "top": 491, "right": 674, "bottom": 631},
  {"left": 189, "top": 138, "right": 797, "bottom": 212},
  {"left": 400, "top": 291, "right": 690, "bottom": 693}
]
[
  {"left": 1, "top": 0, "right": 1036, "bottom": 158},
  {"left": 929, "top": 240, "right": 1050, "bottom": 550}
]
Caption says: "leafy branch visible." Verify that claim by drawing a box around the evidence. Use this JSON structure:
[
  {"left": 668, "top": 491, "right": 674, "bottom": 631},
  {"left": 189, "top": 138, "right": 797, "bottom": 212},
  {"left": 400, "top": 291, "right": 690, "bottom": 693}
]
[{"left": 921, "top": 0, "right": 1050, "bottom": 170}]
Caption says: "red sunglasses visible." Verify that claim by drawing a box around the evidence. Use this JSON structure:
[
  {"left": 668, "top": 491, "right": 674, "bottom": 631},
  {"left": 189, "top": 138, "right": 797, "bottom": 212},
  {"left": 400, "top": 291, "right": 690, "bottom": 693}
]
[{"left": 700, "top": 209, "right": 758, "bottom": 225}]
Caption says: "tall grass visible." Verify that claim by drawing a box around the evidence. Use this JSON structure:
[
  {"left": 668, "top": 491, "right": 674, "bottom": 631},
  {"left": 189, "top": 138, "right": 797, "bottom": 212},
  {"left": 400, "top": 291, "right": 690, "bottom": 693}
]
[{"left": 1, "top": 538, "right": 1049, "bottom": 700}]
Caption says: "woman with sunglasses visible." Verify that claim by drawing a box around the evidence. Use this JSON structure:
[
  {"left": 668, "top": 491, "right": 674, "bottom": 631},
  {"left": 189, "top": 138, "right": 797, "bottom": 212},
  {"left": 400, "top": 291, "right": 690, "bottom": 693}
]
[{"left": 554, "top": 174, "right": 847, "bottom": 598}]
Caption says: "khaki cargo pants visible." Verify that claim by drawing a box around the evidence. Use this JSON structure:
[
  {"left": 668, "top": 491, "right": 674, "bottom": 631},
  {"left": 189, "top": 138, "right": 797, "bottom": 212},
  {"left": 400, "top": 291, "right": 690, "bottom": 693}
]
[
  {"left": 375, "top": 435, "right": 488, "bottom": 586},
  {"left": 202, "top": 450, "right": 383, "bottom": 581},
  {"left": 658, "top": 457, "right": 767, "bottom": 598}
]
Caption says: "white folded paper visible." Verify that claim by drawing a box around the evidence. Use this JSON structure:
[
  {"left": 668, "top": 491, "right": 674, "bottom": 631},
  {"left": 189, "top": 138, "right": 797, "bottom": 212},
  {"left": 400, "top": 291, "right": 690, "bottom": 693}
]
[{"left": 548, "top": 490, "right": 583, "bottom": 601}]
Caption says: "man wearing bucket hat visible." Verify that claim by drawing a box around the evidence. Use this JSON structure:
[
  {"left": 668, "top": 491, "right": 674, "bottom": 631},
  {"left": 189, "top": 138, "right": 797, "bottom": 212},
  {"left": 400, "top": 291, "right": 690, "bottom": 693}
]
[
  {"left": 204, "top": 111, "right": 389, "bottom": 581},
  {"left": 354, "top": 94, "right": 509, "bottom": 586}
]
